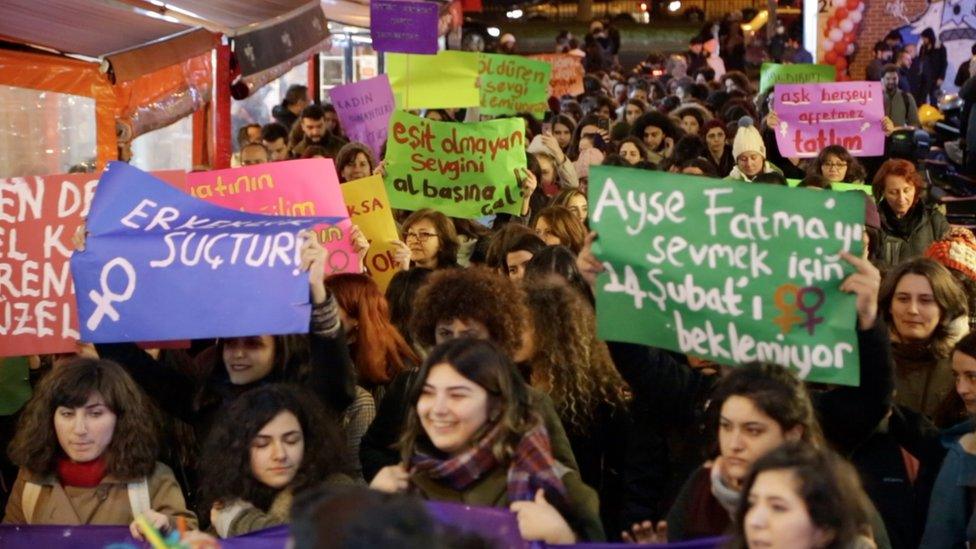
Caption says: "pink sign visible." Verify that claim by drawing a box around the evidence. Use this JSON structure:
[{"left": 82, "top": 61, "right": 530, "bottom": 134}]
[
  {"left": 773, "top": 81, "right": 885, "bottom": 158},
  {"left": 183, "top": 159, "right": 359, "bottom": 275}
]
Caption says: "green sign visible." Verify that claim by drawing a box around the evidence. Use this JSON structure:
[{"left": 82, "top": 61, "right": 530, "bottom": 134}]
[
  {"left": 759, "top": 63, "right": 836, "bottom": 95},
  {"left": 786, "top": 179, "right": 871, "bottom": 194},
  {"left": 384, "top": 110, "right": 527, "bottom": 218},
  {"left": 0, "top": 357, "right": 31, "bottom": 416},
  {"left": 387, "top": 51, "right": 480, "bottom": 109},
  {"left": 589, "top": 166, "right": 864, "bottom": 385},
  {"left": 479, "top": 53, "right": 551, "bottom": 117}
]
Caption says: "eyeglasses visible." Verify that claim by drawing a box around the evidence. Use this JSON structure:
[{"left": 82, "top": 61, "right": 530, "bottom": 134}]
[
  {"left": 823, "top": 162, "right": 848, "bottom": 169},
  {"left": 405, "top": 231, "right": 438, "bottom": 242}
]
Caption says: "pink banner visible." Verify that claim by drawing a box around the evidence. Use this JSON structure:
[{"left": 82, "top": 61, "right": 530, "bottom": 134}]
[
  {"left": 773, "top": 81, "right": 885, "bottom": 158},
  {"left": 183, "top": 159, "right": 359, "bottom": 275}
]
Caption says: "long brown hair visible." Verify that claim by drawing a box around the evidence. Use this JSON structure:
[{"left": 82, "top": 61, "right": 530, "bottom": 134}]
[
  {"left": 399, "top": 339, "right": 535, "bottom": 463},
  {"left": 523, "top": 277, "right": 630, "bottom": 431},
  {"left": 534, "top": 206, "right": 587, "bottom": 254},
  {"left": 8, "top": 358, "right": 158, "bottom": 479},
  {"left": 326, "top": 273, "right": 419, "bottom": 385}
]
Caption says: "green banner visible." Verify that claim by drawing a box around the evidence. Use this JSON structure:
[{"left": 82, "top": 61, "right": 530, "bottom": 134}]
[
  {"left": 759, "top": 63, "right": 836, "bottom": 95},
  {"left": 387, "top": 51, "right": 480, "bottom": 109},
  {"left": 384, "top": 110, "right": 527, "bottom": 218},
  {"left": 0, "top": 356, "right": 31, "bottom": 416},
  {"left": 589, "top": 166, "right": 864, "bottom": 385},
  {"left": 479, "top": 53, "right": 551, "bottom": 117},
  {"left": 787, "top": 179, "right": 871, "bottom": 194}
]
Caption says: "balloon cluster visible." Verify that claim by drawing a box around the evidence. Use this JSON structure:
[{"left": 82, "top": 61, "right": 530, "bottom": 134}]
[{"left": 821, "top": 0, "right": 865, "bottom": 78}]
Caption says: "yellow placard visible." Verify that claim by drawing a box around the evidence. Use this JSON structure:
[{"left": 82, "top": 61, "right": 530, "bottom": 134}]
[
  {"left": 386, "top": 51, "right": 480, "bottom": 109},
  {"left": 341, "top": 175, "right": 401, "bottom": 291}
]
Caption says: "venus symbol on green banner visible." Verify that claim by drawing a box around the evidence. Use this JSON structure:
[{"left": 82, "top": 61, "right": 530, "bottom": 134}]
[
  {"left": 384, "top": 111, "right": 527, "bottom": 218},
  {"left": 588, "top": 165, "right": 865, "bottom": 386}
]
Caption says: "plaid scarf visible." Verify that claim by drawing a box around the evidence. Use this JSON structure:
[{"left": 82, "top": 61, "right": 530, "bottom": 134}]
[{"left": 410, "top": 419, "right": 568, "bottom": 505}]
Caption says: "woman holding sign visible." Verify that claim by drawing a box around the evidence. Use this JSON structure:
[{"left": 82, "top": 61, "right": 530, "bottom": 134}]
[
  {"left": 3, "top": 358, "right": 197, "bottom": 537},
  {"left": 369, "top": 338, "right": 604, "bottom": 543},
  {"left": 201, "top": 384, "right": 353, "bottom": 538},
  {"left": 872, "top": 159, "right": 950, "bottom": 269},
  {"left": 93, "top": 232, "right": 357, "bottom": 465},
  {"left": 807, "top": 145, "right": 868, "bottom": 186},
  {"left": 391, "top": 209, "right": 460, "bottom": 271}
]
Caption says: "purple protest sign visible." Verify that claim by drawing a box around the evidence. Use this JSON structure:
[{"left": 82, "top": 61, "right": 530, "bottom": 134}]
[
  {"left": 773, "top": 81, "right": 885, "bottom": 158},
  {"left": 328, "top": 75, "right": 396, "bottom": 159},
  {"left": 370, "top": 0, "right": 439, "bottom": 54}
]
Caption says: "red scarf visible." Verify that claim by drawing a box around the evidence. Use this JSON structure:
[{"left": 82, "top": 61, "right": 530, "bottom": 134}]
[
  {"left": 57, "top": 456, "right": 108, "bottom": 488},
  {"left": 410, "top": 420, "right": 568, "bottom": 506}
]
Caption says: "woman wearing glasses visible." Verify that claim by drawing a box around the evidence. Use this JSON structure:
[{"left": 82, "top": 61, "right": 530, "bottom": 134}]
[
  {"left": 393, "top": 209, "right": 460, "bottom": 271},
  {"left": 806, "top": 145, "right": 867, "bottom": 187}
]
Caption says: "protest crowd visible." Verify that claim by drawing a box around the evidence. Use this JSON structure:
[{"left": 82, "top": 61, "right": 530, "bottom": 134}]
[{"left": 6, "top": 8, "right": 976, "bottom": 549}]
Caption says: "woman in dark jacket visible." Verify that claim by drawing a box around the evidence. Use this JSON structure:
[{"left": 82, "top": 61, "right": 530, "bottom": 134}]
[
  {"left": 873, "top": 158, "right": 950, "bottom": 270},
  {"left": 916, "top": 28, "right": 948, "bottom": 106},
  {"left": 521, "top": 277, "right": 632, "bottom": 539}
]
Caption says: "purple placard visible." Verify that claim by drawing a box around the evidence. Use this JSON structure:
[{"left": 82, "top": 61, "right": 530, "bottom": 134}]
[
  {"left": 773, "top": 81, "right": 885, "bottom": 158},
  {"left": 328, "top": 75, "right": 396, "bottom": 160},
  {"left": 370, "top": 0, "right": 439, "bottom": 54}
]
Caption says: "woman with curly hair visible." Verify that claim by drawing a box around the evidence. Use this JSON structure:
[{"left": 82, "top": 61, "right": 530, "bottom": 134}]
[
  {"left": 359, "top": 267, "right": 579, "bottom": 485},
  {"left": 879, "top": 258, "right": 969, "bottom": 421},
  {"left": 522, "top": 277, "right": 631, "bottom": 537},
  {"left": 534, "top": 206, "right": 587, "bottom": 254},
  {"left": 806, "top": 145, "right": 867, "bottom": 185},
  {"left": 391, "top": 209, "right": 460, "bottom": 271},
  {"left": 335, "top": 142, "right": 376, "bottom": 183},
  {"left": 202, "top": 384, "right": 351, "bottom": 537},
  {"left": 370, "top": 338, "right": 604, "bottom": 542},
  {"left": 4, "top": 358, "right": 197, "bottom": 536}
]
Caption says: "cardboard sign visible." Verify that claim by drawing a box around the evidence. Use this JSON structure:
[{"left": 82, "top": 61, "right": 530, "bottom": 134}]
[
  {"left": 589, "top": 166, "right": 864, "bottom": 385},
  {"left": 759, "top": 62, "right": 836, "bottom": 95},
  {"left": 71, "top": 163, "right": 341, "bottom": 343},
  {"left": 328, "top": 75, "right": 396, "bottom": 160},
  {"left": 370, "top": 0, "right": 439, "bottom": 54},
  {"left": 479, "top": 53, "right": 551, "bottom": 117},
  {"left": 0, "top": 170, "right": 183, "bottom": 356},
  {"left": 183, "top": 159, "right": 360, "bottom": 275},
  {"left": 527, "top": 53, "right": 585, "bottom": 98},
  {"left": 341, "top": 175, "right": 401, "bottom": 291},
  {"left": 387, "top": 51, "right": 480, "bottom": 109},
  {"left": 384, "top": 111, "right": 526, "bottom": 218},
  {"left": 773, "top": 82, "right": 885, "bottom": 158}
]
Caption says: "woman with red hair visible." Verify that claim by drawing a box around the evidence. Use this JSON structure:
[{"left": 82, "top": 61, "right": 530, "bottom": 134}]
[
  {"left": 325, "top": 273, "right": 419, "bottom": 401},
  {"left": 872, "top": 159, "right": 949, "bottom": 270}
]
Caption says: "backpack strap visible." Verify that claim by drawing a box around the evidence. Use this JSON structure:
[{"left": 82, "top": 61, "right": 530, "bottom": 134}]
[
  {"left": 127, "top": 478, "right": 151, "bottom": 518},
  {"left": 22, "top": 481, "right": 41, "bottom": 524}
]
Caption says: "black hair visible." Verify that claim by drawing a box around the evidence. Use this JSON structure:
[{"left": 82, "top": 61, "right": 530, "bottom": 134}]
[
  {"left": 261, "top": 122, "right": 289, "bottom": 143},
  {"left": 301, "top": 104, "right": 326, "bottom": 121},
  {"left": 753, "top": 172, "right": 788, "bottom": 185}
]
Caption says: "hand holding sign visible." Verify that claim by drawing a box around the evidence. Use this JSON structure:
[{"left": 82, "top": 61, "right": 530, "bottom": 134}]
[
  {"left": 838, "top": 251, "right": 880, "bottom": 330},
  {"left": 299, "top": 230, "right": 328, "bottom": 305},
  {"left": 72, "top": 163, "right": 342, "bottom": 343}
]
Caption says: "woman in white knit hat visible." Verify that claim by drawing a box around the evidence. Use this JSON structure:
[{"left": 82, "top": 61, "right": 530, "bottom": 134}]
[{"left": 726, "top": 117, "right": 784, "bottom": 182}]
